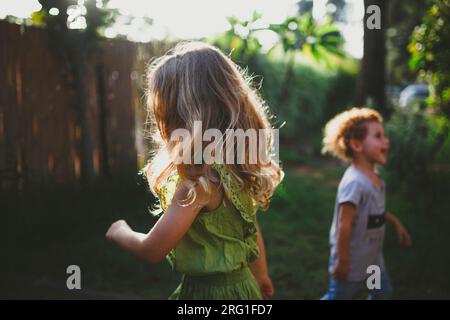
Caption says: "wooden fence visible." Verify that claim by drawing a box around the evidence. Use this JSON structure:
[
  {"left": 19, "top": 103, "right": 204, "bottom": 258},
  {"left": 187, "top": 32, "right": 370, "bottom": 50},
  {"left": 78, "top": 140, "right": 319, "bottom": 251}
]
[{"left": 0, "top": 21, "right": 171, "bottom": 192}]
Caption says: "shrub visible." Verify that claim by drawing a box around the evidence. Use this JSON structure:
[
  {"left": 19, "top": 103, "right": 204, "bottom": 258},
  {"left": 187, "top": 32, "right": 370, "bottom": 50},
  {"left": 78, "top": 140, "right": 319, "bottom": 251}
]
[
  {"left": 228, "top": 51, "right": 358, "bottom": 152},
  {"left": 409, "top": 0, "right": 450, "bottom": 117},
  {"left": 384, "top": 106, "right": 450, "bottom": 197}
]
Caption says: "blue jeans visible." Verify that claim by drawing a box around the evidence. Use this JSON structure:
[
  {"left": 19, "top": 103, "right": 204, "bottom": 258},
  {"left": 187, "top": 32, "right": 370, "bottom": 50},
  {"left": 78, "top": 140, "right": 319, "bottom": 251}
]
[{"left": 321, "top": 271, "right": 393, "bottom": 300}]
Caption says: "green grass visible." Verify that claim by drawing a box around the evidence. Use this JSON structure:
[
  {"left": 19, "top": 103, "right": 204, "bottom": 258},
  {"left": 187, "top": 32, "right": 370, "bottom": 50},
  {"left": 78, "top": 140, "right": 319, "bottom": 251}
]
[
  {"left": 258, "top": 165, "right": 339, "bottom": 299},
  {"left": 2, "top": 162, "right": 450, "bottom": 299},
  {"left": 1, "top": 180, "right": 180, "bottom": 299}
]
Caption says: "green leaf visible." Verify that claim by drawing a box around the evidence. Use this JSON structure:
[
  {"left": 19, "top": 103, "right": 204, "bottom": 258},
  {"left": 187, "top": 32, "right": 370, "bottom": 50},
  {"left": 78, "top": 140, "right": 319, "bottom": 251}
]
[
  {"left": 321, "top": 43, "right": 346, "bottom": 58},
  {"left": 252, "top": 11, "right": 263, "bottom": 22}
]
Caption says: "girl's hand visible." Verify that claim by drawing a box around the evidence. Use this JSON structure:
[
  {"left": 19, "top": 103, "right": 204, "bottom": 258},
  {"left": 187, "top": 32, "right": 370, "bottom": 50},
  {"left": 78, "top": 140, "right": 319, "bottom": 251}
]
[
  {"left": 386, "top": 212, "right": 412, "bottom": 247},
  {"left": 106, "top": 219, "right": 131, "bottom": 243},
  {"left": 256, "top": 274, "right": 274, "bottom": 300},
  {"left": 395, "top": 222, "right": 412, "bottom": 247}
]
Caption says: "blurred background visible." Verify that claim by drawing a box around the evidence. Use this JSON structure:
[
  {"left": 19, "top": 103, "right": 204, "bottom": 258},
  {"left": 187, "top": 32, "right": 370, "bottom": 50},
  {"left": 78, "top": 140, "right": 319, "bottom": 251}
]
[{"left": 1, "top": 0, "right": 449, "bottom": 299}]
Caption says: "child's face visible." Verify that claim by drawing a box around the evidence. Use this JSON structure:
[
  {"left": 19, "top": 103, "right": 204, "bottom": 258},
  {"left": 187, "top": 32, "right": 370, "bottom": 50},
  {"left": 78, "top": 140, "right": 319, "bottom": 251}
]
[{"left": 360, "top": 121, "right": 390, "bottom": 165}]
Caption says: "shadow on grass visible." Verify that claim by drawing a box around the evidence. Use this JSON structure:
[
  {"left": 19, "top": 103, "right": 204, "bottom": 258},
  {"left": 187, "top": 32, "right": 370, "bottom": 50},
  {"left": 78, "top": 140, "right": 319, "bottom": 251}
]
[
  {"left": 2, "top": 161, "right": 450, "bottom": 299},
  {"left": 1, "top": 176, "right": 179, "bottom": 299}
]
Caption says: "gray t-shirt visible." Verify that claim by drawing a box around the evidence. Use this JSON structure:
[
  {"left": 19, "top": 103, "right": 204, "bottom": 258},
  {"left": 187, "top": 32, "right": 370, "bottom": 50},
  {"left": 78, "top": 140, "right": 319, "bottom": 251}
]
[{"left": 328, "top": 165, "right": 386, "bottom": 281}]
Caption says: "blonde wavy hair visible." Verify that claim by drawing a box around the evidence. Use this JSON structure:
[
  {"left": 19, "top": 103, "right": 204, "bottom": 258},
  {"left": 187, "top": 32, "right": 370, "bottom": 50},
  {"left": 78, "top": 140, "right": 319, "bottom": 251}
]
[
  {"left": 322, "top": 107, "right": 383, "bottom": 162},
  {"left": 143, "top": 42, "right": 282, "bottom": 212}
]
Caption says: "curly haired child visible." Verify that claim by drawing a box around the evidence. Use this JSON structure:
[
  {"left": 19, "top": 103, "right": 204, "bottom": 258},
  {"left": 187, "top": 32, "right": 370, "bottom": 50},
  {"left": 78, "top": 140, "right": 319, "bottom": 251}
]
[{"left": 321, "top": 107, "right": 412, "bottom": 300}]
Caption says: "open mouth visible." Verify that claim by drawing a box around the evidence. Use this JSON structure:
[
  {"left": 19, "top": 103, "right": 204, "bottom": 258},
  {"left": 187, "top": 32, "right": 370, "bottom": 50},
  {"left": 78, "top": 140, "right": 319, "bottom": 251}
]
[{"left": 381, "top": 148, "right": 389, "bottom": 157}]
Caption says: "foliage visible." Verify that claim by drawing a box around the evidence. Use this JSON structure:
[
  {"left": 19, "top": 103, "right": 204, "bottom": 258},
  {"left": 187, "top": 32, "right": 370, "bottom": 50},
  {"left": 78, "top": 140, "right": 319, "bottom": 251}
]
[
  {"left": 409, "top": 0, "right": 450, "bottom": 117},
  {"left": 212, "top": 11, "right": 264, "bottom": 65},
  {"left": 268, "top": 14, "right": 345, "bottom": 66},
  {"left": 327, "top": 0, "right": 347, "bottom": 22},
  {"left": 212, "top": 12, "right": 345, "bottom": 67},
  {"left": 384, "top": 106, "right": 450, "bottom": 196},
  {"left": 211, "top": 12, "right": 354, "bottom": 151},
  {"left": 31, "top": 0, "right": 118, "bottom": 48},
  {"left": 214, "top": 45, "right": 357, "bottom": 150},
  {"left": 385, "top": 0, "right": 428, "bottom": 86},
  {"left": 249, "top": 53, "right": 357, "bottom": 146}
]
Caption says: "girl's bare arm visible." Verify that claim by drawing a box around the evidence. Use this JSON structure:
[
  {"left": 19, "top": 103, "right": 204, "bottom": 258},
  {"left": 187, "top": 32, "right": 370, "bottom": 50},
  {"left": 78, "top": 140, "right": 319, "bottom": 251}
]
[
  {"left": 106, "top": 182, "right": 208, "bottom": 264},
  {"left": 250, "top": 220, "right": 274, "bottom": 299}
]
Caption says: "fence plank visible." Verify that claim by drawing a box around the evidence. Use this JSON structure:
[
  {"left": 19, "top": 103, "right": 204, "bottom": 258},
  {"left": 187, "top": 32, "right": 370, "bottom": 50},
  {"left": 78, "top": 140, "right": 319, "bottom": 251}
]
[{"left": 0, "top": 21, "right": 143, "bottom": 192}]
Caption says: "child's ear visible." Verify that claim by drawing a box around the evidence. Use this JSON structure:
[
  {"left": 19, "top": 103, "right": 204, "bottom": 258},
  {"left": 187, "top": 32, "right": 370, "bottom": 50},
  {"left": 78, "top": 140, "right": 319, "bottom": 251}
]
[{"left": 349, "top": 138, "right": 363, "bottom": 154}]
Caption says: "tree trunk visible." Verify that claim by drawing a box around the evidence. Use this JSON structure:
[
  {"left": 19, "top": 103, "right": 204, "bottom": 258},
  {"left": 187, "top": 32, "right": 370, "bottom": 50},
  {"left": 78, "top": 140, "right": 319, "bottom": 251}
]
[{"left": 355, "top": 0, "right": 387, "bottom": 116}]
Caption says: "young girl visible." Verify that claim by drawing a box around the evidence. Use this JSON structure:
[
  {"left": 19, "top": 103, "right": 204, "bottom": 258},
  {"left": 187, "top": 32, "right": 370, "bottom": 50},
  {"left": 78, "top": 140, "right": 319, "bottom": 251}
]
[{"left": 106, "top": 42, "right": 283, "bottom": 300}]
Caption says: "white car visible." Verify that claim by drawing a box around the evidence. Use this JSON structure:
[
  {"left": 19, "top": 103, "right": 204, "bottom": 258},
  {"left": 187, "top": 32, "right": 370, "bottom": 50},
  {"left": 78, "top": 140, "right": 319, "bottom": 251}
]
[{"left": 399, "top": 84, "right": 429, "bottom": 108}]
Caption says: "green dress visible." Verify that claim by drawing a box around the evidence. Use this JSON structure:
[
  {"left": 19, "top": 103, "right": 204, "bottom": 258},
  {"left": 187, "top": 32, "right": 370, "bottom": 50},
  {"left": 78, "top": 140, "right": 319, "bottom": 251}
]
[{"left": 156, "top": 163, "right": 263, "bottom": 300}]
